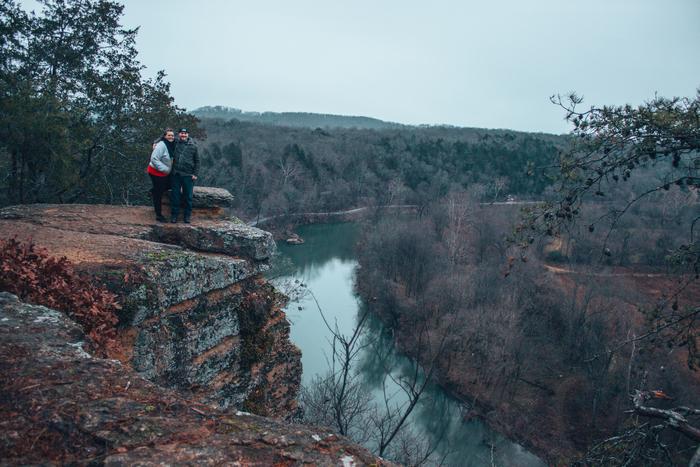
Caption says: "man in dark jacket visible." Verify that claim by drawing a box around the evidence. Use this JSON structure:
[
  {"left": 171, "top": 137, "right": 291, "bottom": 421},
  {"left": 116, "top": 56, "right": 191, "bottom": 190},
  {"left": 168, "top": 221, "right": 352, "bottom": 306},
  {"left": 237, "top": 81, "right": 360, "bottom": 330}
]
[{"left": 170, "top": 128, "right": 199, "bottom": 223}]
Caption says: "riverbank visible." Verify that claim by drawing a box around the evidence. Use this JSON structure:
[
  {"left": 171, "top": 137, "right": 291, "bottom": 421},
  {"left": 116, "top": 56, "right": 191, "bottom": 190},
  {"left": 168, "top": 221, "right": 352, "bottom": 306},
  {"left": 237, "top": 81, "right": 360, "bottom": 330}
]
[
  {"left": 266, "top": 210, "right": 699, "bottom": 464},
  {"left": 246, "top": 201, "right": 542, "bottom": 238},
  {"left": 352, "top": 221, "right": 700, "bottom": 466},
  {"left": 264, "top": 212, "right": 569, "bottom": 462},
  {"left": 353, "top": 272, "right": 569, "bottom": 464},
  {"left": 247, "top": 205, "right": 419, "bottom": 240}
]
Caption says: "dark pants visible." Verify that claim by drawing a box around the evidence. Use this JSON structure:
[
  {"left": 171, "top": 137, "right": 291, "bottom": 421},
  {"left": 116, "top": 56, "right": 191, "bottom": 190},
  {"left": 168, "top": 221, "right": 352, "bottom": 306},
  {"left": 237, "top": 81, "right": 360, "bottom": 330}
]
[
  {"left": 170, "top": 173, "right": 194, "bottom": 220},
  {"left": 149, "top": 173, "right": 170, "bottom": 217}
]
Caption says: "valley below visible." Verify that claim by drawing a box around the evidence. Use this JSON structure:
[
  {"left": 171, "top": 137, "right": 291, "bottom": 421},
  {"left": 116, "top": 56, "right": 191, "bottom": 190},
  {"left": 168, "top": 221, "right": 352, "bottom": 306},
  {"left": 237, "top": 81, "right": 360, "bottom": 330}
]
[
  {"left": 271, "top": 222, "right": 546, "bottom": 466},
  {"left": 269, "top": 207, "right": 700, "bottom": 465}
]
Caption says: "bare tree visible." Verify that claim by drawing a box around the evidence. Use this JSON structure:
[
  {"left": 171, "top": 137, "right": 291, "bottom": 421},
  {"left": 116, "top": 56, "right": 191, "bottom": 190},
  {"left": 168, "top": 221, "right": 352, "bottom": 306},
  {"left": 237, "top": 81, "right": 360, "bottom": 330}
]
[
  {"left": 519, "top": 91, "right": 700, "bottom": 465},
  {"left": 576, "top": 388, "right": 700, "bottom": 467},
  {"left": 517, "top": 92, "right": 699, "bottom": 367},
  {"left": 443, "top": 192, "right": 477, "bottom": 265},
  {"left": 276, "top": 155, "right": 302, "bottom": 188},
  {"left": 491, "top": 176, "right": 508, "bottom": 203},
  {"left": 300, "top": 291, "right": 454, "bottom": 465}
]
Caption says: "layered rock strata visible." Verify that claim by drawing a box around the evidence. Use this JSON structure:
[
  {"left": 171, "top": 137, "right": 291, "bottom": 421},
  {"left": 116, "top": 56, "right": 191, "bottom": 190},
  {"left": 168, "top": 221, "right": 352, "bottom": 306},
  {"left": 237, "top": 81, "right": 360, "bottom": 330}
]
[
  {"left": 0, "top": 189, "right": 298, "bottom": 418},
  {"left": 0, "top": 292, "right": 390, "bottom": 465}
]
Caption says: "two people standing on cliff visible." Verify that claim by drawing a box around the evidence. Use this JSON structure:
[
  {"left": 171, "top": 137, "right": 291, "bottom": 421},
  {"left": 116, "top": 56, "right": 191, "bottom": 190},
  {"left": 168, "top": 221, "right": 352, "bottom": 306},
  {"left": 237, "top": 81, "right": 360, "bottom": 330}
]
[{"left": 147, "top": 127, "right": 200, "bottom": 223}]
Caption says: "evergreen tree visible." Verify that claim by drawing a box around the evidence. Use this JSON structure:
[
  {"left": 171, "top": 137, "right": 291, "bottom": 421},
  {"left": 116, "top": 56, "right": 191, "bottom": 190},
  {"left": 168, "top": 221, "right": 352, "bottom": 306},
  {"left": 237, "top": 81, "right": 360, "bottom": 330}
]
[{"left": 0, "top": 0, "right": 201, "bottom": 206}]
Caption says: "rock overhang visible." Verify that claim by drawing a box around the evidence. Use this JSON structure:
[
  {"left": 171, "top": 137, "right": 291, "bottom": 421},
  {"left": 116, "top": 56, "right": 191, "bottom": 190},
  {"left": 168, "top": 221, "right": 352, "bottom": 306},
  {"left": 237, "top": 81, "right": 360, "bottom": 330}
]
[
  {"left": 0, "top": 202, "right": 275, "bottom": 261},
  {"left": 0, "top": 292, "right": 392, "bottom": 466},
  {"left": 0, "top": 190, "right": 293, "bottom": 416}
]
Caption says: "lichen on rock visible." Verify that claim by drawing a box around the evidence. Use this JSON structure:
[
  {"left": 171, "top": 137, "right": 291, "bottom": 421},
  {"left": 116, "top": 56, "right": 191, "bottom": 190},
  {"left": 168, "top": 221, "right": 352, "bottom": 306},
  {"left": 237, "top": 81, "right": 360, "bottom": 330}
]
[
  {"left": 0, "top": 292, "right": 392, "bottom": 465},
  {"left": 0, "top": 190, "right": 297, "bottom": 420}
]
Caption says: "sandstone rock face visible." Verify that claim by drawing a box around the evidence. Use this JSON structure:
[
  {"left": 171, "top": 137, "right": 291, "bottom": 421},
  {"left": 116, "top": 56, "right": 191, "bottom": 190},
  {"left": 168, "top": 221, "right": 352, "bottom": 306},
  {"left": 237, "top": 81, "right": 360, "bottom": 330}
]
[
  {"left": 0, "top": 293, "right": 391, "bottom": 465},
  {"left": 0, "top": 192, "right": 297, "bottom": 419},
  {"left": 152, "top": 221, "right": 276, "bottom": 261}
]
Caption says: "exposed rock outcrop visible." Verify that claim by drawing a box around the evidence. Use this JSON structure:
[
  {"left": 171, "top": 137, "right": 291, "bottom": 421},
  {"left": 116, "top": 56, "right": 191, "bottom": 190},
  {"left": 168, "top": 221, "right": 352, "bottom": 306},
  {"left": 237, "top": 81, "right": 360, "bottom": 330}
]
[
  {"left": 0, "top": 189, "right": 297, "bottom": 418},
  {"left": 0, "top": 292, "right": 391, "bottom": 465},
  {"left": 285, "top": 232, "right": 305, "bottom": 245}
]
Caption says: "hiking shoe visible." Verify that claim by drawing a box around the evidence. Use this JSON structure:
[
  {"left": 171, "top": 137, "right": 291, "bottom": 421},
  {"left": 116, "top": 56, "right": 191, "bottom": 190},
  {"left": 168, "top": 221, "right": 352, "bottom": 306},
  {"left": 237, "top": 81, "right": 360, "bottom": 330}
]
[
  {"left": 184, "top": 218, "right": 191, "bottom": 224},
  {"left": 170, "top": 217, "right": 177, "bottom": 223},
  {"left": 156, "top": 215, "right": 167, "bottom": 222}
]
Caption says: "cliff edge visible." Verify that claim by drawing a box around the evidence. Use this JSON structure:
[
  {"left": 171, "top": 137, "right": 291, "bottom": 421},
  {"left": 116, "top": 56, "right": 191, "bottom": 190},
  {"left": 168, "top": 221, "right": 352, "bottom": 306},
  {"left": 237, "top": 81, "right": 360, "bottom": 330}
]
[
  {"left": 0, "top": 188, "right": 297, "bottom": 408},
  {"left": 0, "top": 292, "right": 389, "bottom": 465},
  {"left": 0, "top": 189, "right": 300, "bottom": 418},
  {"left": 0, "top": 188, "right": 395, "bottom": 464}
]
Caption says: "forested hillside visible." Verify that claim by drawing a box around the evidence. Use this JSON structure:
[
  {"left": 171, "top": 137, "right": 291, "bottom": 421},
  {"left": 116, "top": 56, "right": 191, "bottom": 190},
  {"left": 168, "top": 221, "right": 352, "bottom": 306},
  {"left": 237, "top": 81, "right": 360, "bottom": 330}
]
[
  {"left": 193, "top": 106, "right": 405, "bottom": 130},
  {"left": 2, "top": 0, "right": 697, "bottom": 465},
  {"left": 351, "top": 93, "right": 700, "bottom": 465},
  {"left": 197, "top": 117, "right": 566, "bottom": 219}
]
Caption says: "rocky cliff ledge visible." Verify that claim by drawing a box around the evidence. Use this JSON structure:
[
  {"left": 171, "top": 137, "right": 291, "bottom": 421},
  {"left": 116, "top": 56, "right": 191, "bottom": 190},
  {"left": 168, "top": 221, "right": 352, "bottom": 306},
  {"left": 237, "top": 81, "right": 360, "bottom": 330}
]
[
  {"left": 0, "top": 292, "right": 390, "bottom": 465},
  {"left": 0, "top": 188, "right": 297, "bottom": 418}
]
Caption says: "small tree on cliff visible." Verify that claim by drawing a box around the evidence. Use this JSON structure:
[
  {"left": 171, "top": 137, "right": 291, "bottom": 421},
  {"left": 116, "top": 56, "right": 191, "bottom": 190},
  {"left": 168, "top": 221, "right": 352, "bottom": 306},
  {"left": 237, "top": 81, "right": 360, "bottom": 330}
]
[
  {"left": 300, "top": 292, "right": 451, "bottom": 465},
  {"left": 0, "top": 0, "right": 202, "bottom": 206},
  {"left": 520, "top": 90, "right": 699, "bottom": 366},
  {"left": 0, "top": 238, "right": 120, "bottom": 356},
  {"left": 517, "top": 91, "right": 700, "bottom": 465}
]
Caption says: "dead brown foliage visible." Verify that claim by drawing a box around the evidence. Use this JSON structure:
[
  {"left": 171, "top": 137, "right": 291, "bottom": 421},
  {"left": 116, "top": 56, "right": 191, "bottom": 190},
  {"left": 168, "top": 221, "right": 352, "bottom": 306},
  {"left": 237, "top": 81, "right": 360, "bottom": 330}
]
[{"left": 0, "top": 237, "right": 120, "bottom": 356}]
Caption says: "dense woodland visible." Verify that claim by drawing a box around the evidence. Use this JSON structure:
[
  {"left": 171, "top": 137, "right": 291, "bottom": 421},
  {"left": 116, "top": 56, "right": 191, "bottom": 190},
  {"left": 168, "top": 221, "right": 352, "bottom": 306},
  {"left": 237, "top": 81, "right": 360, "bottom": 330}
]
[
  {"left": 197, "top": 118, "right": 564, "bottom": 220},
  {"left": 350, "top": 94, "right": 700, "bottom": 465},
  {"left": 354, "top": 198, "right": 699, "bottom": 464}
]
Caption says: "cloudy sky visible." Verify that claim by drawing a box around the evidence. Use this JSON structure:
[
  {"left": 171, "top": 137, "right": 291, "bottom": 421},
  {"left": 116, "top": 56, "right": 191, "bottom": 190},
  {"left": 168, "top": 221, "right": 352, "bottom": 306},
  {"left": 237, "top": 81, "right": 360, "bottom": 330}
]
[{"left": 116, "top": 1, "right": 698, "bottom": 133}]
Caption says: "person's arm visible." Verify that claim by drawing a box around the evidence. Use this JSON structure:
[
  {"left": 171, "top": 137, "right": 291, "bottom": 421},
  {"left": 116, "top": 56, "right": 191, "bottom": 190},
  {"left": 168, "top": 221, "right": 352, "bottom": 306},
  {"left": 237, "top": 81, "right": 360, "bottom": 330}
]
[
  {"left": 192, "top": 144, "right": 199, "bottom": 180},
  {"left": 150, "top": 142, "right": 170, "bottom": 173}
]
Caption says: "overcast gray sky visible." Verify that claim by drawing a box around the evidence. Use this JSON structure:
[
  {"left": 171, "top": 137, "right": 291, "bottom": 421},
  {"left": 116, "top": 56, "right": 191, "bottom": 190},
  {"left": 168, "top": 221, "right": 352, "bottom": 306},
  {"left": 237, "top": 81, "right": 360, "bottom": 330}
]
[{"left": 48, "top": 1, "right": 700, "bottom": 133}]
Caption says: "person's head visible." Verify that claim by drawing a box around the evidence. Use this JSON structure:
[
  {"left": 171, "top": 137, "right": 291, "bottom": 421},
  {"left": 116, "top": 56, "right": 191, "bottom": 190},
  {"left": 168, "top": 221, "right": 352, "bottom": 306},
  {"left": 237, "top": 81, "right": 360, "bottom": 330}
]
[
  {"left": 162, "top": 128, "right": 175, "bottom": 142},
  {"left": 178, "top": 128, "right": 189, "bottom": 141}
]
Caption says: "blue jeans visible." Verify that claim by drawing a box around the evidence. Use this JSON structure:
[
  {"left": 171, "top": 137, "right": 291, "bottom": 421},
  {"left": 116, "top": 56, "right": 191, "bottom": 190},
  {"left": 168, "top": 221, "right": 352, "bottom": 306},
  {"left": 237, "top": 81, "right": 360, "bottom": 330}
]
[{"left": 170, "top": 174, "right": 194, "bottom": 219}]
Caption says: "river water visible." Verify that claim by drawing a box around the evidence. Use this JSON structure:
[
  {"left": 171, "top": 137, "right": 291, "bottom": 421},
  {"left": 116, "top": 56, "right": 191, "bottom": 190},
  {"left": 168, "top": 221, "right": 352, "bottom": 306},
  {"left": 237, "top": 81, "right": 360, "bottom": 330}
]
[{"left": 270, "top": 222, "right": 545, "bottom": 467}]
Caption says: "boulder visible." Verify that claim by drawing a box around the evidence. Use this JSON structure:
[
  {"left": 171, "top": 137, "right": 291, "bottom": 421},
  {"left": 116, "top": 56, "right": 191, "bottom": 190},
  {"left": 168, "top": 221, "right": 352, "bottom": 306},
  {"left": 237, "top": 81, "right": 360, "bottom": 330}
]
[
  {"left": 285, "top": 233, "right": 305, "bottom": 245},
  {"left": 162, "top": 186, "right": 235, "bottom": 218}
]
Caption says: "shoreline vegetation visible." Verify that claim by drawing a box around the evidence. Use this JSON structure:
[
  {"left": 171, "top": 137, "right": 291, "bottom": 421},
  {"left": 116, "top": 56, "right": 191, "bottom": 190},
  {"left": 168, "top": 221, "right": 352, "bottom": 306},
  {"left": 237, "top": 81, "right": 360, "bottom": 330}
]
[
  {"left": 247, "top": 201, "right": 542, "bottom": 231},
  {"left": 275, "top": 204, "right": 699, "bottom": 464},
  {"left": 348, "top": 194, "right": 700, "bottom": 464},
  {"left": 275, "top": 223, "right": 547, "bottom": 466},
  {"left": 197, "top": 115, "right": 563, "bottom": 227}
]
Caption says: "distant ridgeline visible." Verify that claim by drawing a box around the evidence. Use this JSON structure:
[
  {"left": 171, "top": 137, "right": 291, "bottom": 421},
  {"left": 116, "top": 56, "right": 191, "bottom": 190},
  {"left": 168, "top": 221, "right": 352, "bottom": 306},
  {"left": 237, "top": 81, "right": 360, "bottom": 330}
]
[
  {"left": 192, "top": 106, "right": 405, "bottom": 130},
  {"left": 194, "top": 107, "right": 569, "bottom": 218}
]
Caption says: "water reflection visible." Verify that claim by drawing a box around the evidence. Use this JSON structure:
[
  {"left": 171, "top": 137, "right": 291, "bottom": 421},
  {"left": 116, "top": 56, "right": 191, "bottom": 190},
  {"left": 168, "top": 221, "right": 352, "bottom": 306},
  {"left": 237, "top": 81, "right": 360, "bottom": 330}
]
[
  {"left": 356, "top": 309, "right": 542, "bottom": 466},
  {"left": 274, "top": 223, "right": 359, "bottom": 269},
  {"left": 271, "top": 223, "right": 545, "bottom": 467}
]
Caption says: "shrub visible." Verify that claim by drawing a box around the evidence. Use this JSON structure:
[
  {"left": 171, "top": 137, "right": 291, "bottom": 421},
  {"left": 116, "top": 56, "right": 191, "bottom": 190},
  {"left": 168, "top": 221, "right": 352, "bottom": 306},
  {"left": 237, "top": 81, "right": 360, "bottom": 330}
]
[{"left": 0, "top": 238, "right": 120, "bottom": 356}]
